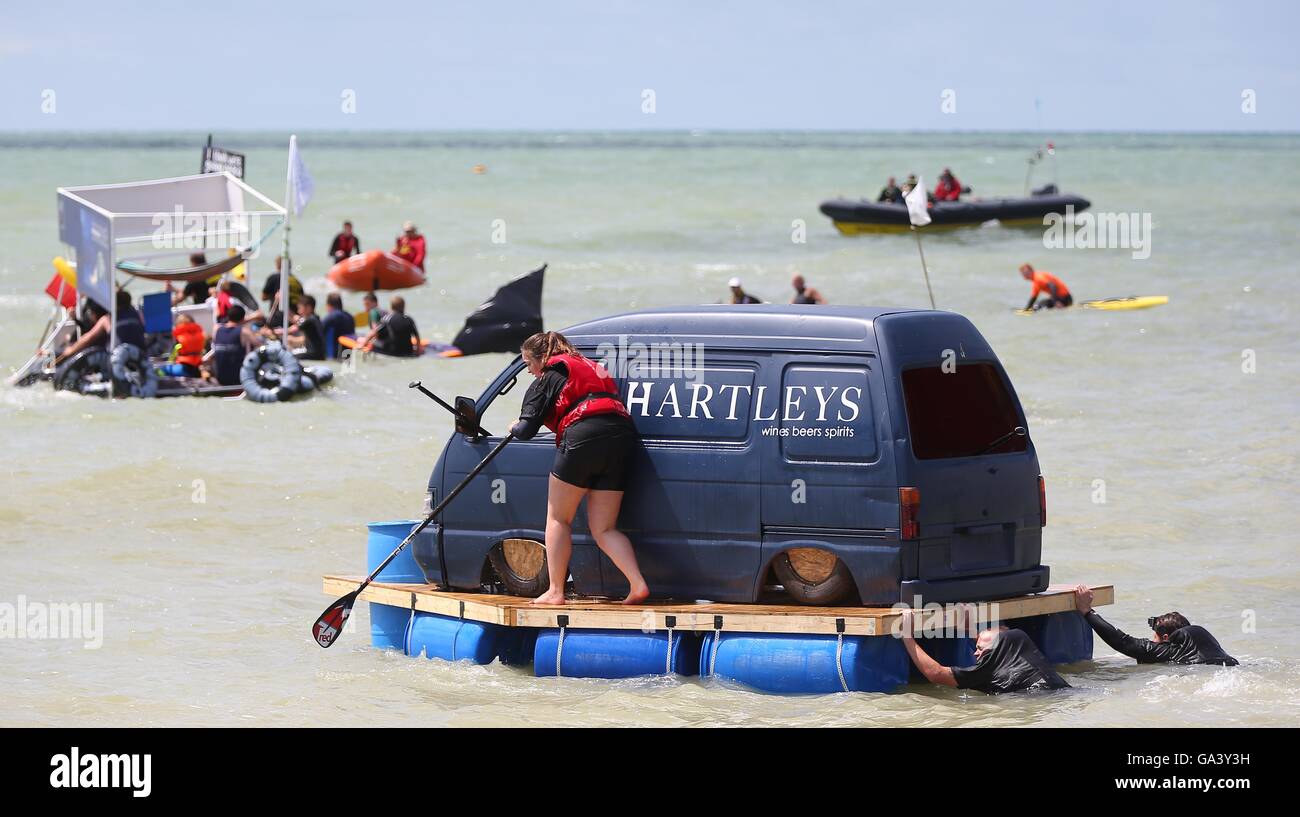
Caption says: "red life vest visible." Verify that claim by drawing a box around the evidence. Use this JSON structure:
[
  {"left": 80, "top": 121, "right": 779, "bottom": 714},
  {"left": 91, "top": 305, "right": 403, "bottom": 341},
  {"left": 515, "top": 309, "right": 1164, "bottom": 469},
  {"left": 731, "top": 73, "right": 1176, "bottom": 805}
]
[
  {"left": 174, "top": 321, "right": 206, "bottom": 368},
  {"left": 542, "top": 353, "right": 629, "bottom": 444}
]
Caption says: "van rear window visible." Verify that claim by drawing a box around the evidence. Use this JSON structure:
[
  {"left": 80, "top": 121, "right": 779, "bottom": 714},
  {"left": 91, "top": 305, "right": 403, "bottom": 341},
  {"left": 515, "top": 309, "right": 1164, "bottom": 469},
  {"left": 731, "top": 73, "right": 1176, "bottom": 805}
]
[{"left": 901, "top": 363, "right": 1027, "bottom": 459}]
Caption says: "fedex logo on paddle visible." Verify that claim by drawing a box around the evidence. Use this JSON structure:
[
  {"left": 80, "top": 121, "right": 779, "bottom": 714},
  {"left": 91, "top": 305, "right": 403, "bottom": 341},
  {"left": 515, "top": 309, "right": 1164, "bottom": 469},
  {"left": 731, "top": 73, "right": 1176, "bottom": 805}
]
[{"left": 50, "top": 747, "right": 151, "bottom": 798}]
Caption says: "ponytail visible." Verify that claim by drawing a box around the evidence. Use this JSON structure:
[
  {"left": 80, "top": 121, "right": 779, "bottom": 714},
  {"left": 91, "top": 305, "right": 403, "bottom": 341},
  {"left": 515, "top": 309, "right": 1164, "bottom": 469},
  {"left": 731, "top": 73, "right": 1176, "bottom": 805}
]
[{"left": 521, "top": 331, "right": 577, "bottom": 367}]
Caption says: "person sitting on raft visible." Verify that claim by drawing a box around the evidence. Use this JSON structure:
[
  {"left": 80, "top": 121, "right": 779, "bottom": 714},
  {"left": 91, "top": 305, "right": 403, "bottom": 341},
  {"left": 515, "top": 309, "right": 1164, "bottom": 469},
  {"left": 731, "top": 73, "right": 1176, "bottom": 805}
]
[
  {"left": 877, "top": 177, "right": 902, "bottom": 203},
  {"left": 394, "top": 221, "right": 427, "bottom": 271},
  {"left": 934, "top": 168, "right": 963, "bottom": 202},
  {"left": 509, "top": 331, "right": 650, "bottom": 606},
  {"left": 1020, "top": 263, "right": 1073, "bottom": 310},
  {"left": 321, "top": 293, "right": 356, "bottom": 359},
  {"left": 790, "top": 273, "right": 826, "bottom": 304},
  {"left": 360, "top": 291, "right": 386, "bottom": 330},
  {"left": 283, "top": 294, "right": 327, "bottom": 361},
  {"left": 898, "top": 609, "right": 1070, "bottom": 694},
  {"left": 1072, "top": 585, "right": 1238, "bottom": 666},
  {"left": 55, "top": 290, "right": 148, "bottom": 364},
  {"left": 168, "top": 313, "right": 206, "bottom": 377},
  {"left": 168, "top": 253, "right": 214, "bottom": 306},
  {"left": 360, "top": 295, "right": 421, "bottom": 357},
  {"left": 728, "top": 277, "right": 762, "bottom": 304},
  {"left": 206, "top": 304, "right": 261, "bottom": 386},
  {"left": 259, "top": 257, "right": 305, "bottom": 326}
]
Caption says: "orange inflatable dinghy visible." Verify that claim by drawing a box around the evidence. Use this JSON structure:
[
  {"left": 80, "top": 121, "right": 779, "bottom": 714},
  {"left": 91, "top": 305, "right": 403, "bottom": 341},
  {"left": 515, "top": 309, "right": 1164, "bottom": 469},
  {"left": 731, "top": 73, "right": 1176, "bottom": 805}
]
[{"left": 327, "top": 250, "right": 425, "bottom": 292}]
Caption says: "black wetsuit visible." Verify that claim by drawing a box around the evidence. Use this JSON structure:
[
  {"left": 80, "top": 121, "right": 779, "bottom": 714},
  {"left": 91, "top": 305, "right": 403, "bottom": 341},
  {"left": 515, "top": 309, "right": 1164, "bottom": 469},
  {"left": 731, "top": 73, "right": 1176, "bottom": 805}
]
[
  {"left": 878, "top": 185, "right": 902, "bottom": 203},
  {"left": 510, "top": 363, "right": 638, "bottom": 491},
  {"left": 297, "top": 314, "right": 326, "bottom": 360},
  {"left": 950, "top": 629, "right": 1070, "bottom": 694},
  {"left": 1083, "top": 611, "right": 1238, "bottom": 666},
  {"left": 374, "top": 312, "right": 419, "bottom": 357}
]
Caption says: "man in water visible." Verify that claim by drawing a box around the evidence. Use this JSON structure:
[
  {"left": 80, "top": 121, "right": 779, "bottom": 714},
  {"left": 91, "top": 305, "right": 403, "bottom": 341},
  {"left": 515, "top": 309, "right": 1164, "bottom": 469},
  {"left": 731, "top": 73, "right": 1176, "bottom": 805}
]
[
  {"left": 790, "top": 274, "right": 826, "bottom": 304},
  {"left": 361, "top": 295, "right": 421, "bottom": 357},
  {"left": 898, "top": 609, "right": 1070, "bottom": 694},
  {"left": 394, "top": 221, "right": 427, "bottom": 271},
  {"left": 877, "top": 177, "right": 902, "bottom": 203},
  {"left": 1072, "top": 586, "right": 1238, "bottom": 666},
  {"left": 934, "top": 168, "right": 963, "bottom": 201},
  {"left": 284, "top": 294, "right": 326, "bottom": 361},
  {"left": 329, "top": 220, "right": 361, "bottom": 262},
  {"left": 728, "top": 277, "right": 762, "bottom": 304},
  {"left": 1020, "top": 263, "right": 1073, "bottom": 310},
  {"left": 321, "top": 292, "right": 356, "bottom": 359},
  {"left": 360, "top": 291, "right": 386, "bottom": 330}
]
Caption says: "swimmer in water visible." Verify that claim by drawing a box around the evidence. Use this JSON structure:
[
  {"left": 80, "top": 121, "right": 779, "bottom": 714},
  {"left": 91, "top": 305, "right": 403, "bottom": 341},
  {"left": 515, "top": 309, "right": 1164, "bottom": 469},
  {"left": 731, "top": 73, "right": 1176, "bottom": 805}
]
[{"left": 1072, "top": 586, "right": 1238, "bottom": 666}]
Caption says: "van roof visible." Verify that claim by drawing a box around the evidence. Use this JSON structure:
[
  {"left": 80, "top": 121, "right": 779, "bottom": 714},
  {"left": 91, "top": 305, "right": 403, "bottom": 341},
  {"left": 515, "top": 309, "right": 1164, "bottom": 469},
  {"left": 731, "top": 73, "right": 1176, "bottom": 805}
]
[{"left": 562, "top": 304, "right": 934, "bottom": 352}]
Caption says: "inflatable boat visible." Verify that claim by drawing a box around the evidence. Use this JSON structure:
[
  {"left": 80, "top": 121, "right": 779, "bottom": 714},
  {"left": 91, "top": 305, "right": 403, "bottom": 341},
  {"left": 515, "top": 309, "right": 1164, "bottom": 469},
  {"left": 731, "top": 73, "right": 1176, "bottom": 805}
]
[
  {"left": 327, "top": 250, "right": 425, "bottom": 292},
  {"left": 820, "top": 190, "right": 1091, "bottom": 234}
]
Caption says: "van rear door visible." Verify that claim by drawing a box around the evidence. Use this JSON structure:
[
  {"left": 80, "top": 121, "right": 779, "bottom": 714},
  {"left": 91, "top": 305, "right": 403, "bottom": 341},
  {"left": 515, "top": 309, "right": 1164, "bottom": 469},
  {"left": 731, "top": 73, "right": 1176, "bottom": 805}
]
[{"left": 876, "top": 313, "right": 1048, "bottom": 603}]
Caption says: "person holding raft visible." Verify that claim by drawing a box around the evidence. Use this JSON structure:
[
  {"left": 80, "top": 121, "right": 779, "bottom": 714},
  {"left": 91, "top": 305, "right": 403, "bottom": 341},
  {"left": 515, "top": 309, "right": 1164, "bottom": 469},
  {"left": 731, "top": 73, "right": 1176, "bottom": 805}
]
[
  {"left": 898, "top": 609, "right": 1070, "bottom": 694},
  {"left": 509, "top": 331, "right": 649, "bottom": 606},
  {"left": 1072, "top": 585, "right": 1238, "bottom": 666}
]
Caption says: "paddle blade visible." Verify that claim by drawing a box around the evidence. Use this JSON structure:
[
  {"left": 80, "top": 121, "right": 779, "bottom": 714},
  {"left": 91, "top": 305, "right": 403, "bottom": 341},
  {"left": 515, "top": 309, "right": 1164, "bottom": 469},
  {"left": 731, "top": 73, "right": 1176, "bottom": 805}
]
[{"left": 312, "top": 591, "right": 359, "bottom": 649}]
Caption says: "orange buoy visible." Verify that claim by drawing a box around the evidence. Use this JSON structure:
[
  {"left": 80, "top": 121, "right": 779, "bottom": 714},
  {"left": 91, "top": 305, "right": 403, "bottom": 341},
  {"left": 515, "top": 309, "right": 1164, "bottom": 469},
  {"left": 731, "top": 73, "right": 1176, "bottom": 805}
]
[{"left": 327, "top": 250, "right": 425, "bottom": 292}]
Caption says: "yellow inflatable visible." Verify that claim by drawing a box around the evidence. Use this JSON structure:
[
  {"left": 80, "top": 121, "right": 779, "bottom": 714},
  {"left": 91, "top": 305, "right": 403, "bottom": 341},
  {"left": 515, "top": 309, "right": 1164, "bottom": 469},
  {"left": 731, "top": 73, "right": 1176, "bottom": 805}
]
[{"left": 52, "top": 256, "right": 77, "bottom": 289}]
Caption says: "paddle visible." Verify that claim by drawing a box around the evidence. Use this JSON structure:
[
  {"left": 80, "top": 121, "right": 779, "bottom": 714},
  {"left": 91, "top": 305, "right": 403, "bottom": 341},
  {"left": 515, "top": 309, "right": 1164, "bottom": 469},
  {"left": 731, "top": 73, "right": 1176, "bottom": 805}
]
[{"left": 312, "top": 432, "right": 515, "bottom": 648}]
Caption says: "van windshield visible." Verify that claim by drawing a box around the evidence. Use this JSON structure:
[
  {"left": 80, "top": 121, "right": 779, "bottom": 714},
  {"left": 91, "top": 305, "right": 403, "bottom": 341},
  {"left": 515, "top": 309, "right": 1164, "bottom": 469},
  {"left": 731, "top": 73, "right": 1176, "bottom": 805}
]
[{"left": 901, "top": 363, "right": 1027, "bottom": 459}]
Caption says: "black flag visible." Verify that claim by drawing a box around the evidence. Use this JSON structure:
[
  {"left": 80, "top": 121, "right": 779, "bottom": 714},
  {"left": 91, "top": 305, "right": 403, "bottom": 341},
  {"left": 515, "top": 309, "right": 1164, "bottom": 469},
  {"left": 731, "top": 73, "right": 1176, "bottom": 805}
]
[{"left": 451, "top": 265, "right": 545, "bottom": 355}]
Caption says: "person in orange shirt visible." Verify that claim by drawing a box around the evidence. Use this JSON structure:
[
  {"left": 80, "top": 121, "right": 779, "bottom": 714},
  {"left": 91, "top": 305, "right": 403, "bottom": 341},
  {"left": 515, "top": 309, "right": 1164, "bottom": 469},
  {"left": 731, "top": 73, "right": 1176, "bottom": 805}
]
[
  {"left": 393, "top": 221, "right": 427, "bottom": 271},
  {"left": 1020, "top": 263, "right": 1073, "bottom": 310}
]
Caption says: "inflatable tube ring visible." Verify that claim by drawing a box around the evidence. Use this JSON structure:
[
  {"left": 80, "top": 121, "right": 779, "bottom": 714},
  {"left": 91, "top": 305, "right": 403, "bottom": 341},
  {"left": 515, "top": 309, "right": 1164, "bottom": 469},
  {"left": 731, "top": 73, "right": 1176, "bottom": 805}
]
[
  {"left": 109, "top": 343, "right": 159, "bottom": 398},
  {"left": 240, "top": 342, "right": 302, "bottom": 403}
]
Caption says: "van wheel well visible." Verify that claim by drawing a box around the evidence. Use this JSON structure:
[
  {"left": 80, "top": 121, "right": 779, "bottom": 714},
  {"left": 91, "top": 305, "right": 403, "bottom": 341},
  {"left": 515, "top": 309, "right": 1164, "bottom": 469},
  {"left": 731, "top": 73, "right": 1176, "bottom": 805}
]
[
  {"left": 485, "top": 539, "right": 550, "bottom": 598},
  {"left": 772, "top": 548, "right": 858, "bottom": 607}
]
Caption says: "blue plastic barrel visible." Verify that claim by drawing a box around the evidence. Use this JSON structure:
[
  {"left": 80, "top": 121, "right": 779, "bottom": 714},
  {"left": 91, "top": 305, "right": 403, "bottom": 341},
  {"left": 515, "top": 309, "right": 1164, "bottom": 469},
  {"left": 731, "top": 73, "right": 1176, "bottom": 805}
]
[
  {"left": 1011, "top": 612, "right": 1093, "bottom": 664},
  {"left": 365, "top": 520, "right": 425, "bottom": 649},
  {"left": 405, "top": 611, "right": 523, "bottom": 664},
  {"left": 908, "top": 636, "right": 976, "bottom": 682},
  {"left": 699, "top": 632, "right": 909, "bottom": 693},
  {"left": 534, "top": 628, "right": 702, "bottom": 678}
]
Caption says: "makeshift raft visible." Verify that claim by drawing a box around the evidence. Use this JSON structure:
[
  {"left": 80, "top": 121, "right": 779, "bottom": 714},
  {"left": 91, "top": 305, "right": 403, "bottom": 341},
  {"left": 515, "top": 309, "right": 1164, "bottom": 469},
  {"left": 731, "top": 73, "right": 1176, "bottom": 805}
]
[{"left": 322, "top": 568, "right": 1113, "bottom": 693}]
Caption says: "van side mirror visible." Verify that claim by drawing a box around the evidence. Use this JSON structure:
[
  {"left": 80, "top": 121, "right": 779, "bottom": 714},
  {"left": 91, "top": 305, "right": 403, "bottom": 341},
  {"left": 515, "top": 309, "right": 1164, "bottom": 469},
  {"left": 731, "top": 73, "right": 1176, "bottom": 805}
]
[{"left": 454, "top": 396, "right": 481, "bottom": 438}]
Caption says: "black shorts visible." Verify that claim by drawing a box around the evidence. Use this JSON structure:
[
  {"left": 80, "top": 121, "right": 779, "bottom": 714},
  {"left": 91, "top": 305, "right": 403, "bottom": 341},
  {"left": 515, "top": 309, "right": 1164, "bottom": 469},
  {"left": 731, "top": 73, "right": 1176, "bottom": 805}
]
[{"left": 551, "top": 418, "right": 638, "bottom": 491}]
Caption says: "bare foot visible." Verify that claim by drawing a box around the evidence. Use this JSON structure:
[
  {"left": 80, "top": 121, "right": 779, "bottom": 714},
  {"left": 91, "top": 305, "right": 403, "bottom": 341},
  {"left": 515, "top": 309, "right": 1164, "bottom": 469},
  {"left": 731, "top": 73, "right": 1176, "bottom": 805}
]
[
  {"left": 531, "top": 589, "right": 567, "bottom": 606},
  {"left": 621, "top": 584, "right": 650, "bottom": 605}
]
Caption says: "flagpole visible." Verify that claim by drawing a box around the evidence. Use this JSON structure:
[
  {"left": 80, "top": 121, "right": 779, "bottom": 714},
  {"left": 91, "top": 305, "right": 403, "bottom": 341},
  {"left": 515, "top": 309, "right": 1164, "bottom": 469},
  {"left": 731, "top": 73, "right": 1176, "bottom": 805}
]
[
  {"left": 912, "top": 225, "right": 936, "bottom": 309},
  {"left": 281, "top": 135, "right": 295, "bottom": 337}
]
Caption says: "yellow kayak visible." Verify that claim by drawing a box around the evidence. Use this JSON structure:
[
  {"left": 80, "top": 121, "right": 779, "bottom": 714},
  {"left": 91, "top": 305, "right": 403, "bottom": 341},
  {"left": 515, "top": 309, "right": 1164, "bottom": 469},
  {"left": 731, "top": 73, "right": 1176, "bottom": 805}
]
[
  {"left": 1018, "top": 295, "right": 1169, "bottom": 315},
  {"left": 1080, "top": 295, "right": 1169, "bottom": 311}
]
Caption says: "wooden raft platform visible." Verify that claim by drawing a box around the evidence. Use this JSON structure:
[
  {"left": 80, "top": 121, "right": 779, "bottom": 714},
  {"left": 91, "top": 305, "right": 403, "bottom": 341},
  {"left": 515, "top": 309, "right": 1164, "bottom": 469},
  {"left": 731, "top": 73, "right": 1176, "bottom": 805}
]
[{"left": 323, "top": 576, "right": 1113, "bottom": 637}]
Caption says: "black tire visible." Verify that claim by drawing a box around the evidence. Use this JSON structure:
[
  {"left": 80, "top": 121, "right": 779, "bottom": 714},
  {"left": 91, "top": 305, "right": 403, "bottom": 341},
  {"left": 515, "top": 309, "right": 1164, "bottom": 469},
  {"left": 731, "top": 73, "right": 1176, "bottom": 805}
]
[
  {"left": 487, "top": 538, "right": 550, "bottom": 597},
  {"left": 772, "top": 548, "right": 856, "bottom": 606},
  {"left": 52, "top": 348, "right": 112, "bottom": 397}
]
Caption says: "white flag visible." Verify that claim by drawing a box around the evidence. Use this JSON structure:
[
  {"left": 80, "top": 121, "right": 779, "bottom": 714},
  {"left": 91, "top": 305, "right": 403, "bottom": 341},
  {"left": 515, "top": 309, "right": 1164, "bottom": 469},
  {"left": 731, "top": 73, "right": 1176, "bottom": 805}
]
[
  {"left": 287, "top": 134, "right": 314, "bottom": 217},
  {"left": 905, "top": 176, "right": 931, "bottom": 227}
]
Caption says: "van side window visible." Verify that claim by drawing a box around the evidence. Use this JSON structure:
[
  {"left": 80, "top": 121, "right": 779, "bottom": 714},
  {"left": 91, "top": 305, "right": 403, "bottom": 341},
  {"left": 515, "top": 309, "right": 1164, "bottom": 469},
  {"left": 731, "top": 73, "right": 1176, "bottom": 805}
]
[
  {"left": 902, "top": 363, "right": 1027, "bottom": 459},
  {"left": 477, "top": 361, "right": 550, "bottom": 439},
  {"left": 778, "top": 365, "right": 877, "bottom": 463}
]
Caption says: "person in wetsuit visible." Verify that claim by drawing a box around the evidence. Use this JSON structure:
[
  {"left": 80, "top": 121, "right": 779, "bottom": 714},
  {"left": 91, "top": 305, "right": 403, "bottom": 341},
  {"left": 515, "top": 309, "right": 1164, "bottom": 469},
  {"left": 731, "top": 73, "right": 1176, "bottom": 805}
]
[
  {"left": 321, "top": 292, "right": 356, "bottom": 359},
  {"left": 728, "top": 277, "right": 762, "bottom": 304},
  {"left": 1072, "top": 585, "right": 1238, "bottom": 666},
  {"left": 287, "top": 294, "right": 326, "bottom": 360},
  {"left": 790, "top": 273, "right": 826, "bottom": 304},
  {"left": 361, "top": 295, "right": 420, "bottom": 356},
  {"left": 899, "top": 610, "right": 1070, "bottom": 694},
  {"left": 509, "top": 331, "right": 649, "bottom": 606},
  {"left": 1021, "top": 263, "right": 1073, "bottom": 310}
]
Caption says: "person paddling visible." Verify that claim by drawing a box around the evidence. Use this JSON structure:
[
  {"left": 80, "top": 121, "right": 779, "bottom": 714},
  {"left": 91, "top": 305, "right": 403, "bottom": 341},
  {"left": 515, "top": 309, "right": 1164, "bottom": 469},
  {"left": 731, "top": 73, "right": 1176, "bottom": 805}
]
[
  {"left": 509, "top": 331, "right": 649, "bottom": 606},
  {"left": 1020, "top": 263, "right": 1073, "bottom": 310}
]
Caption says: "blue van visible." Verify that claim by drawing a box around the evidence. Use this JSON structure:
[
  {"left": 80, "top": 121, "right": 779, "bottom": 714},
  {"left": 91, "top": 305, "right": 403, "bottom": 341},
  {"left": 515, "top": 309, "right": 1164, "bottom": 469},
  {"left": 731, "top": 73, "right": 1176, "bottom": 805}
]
[{"left": 413, "top": 304, "right": 1049, "bottom": 607}]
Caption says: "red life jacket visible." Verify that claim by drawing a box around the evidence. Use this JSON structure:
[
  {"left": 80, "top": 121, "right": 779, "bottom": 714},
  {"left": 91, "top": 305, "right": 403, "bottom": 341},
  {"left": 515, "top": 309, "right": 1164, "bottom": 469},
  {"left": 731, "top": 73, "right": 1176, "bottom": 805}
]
[
  {"left": 174, "top": 321, "right": 206, "bottom": 368},
  {"left": 542, "top": 353, "right": 629, "bottom": 444}
]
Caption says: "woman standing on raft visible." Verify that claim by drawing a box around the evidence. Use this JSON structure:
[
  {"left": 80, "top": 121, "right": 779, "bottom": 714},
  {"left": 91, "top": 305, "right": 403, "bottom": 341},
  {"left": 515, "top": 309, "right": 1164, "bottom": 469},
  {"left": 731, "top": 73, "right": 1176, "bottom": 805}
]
[{"left": 510, "top": 331, "right": 649, "bottom": 605}]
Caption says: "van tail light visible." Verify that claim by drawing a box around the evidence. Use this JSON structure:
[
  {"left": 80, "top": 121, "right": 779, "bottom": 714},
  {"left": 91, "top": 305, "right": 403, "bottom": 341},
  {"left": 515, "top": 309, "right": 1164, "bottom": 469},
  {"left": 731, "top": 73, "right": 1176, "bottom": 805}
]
[
  {"left": 1038, "top": 475, "right": 1047, "bottom": 527},
  {"left": 899, "top": 487, "right": 920, "bottom": 540}
]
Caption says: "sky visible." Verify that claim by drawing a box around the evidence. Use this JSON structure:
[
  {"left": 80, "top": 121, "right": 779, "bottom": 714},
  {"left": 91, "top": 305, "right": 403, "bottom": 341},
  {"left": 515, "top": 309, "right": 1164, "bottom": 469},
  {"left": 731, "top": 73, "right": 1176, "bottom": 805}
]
[{"left": 0, "top": 0, "right": 1296, "bottom": 131}]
